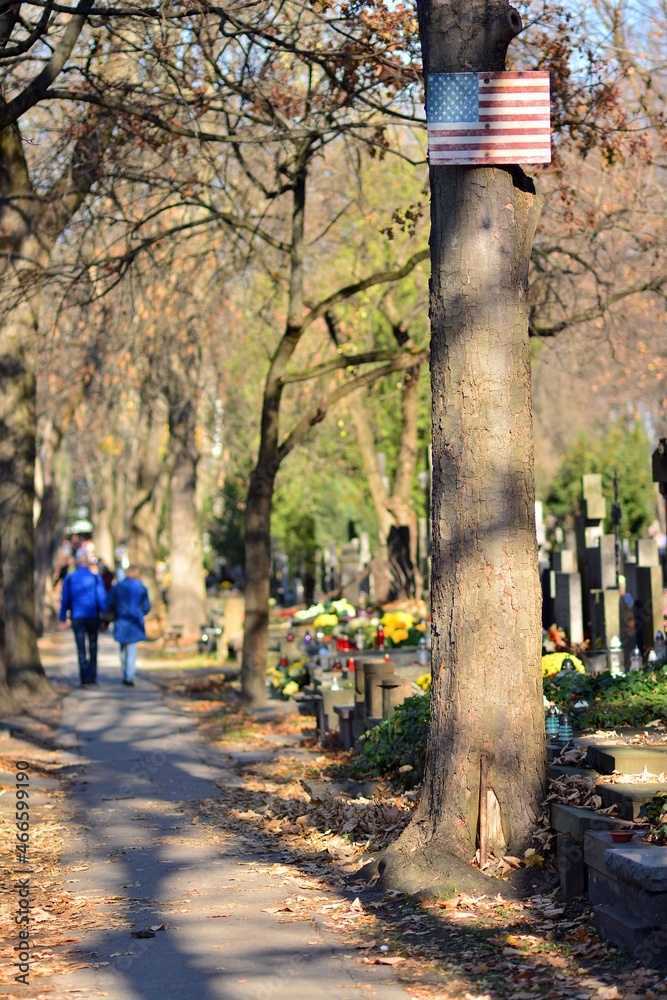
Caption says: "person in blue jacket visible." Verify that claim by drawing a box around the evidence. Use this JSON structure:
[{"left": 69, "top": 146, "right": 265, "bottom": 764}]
[
  {"left": 59, "top": 548, "right": 107, "bottom": 686},
  {"left": 105, "top": 566, "right": 151, "bottom": 686}
]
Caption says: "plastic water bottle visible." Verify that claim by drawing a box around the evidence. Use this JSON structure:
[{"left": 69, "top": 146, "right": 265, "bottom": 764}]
[{"left": 417, "top": 637, "right": 429, "bottom": 666}]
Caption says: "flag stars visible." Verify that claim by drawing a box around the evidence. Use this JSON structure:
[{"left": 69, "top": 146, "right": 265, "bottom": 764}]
[{"left": 427, "top": 73, "right": 478, "bottom": 123}]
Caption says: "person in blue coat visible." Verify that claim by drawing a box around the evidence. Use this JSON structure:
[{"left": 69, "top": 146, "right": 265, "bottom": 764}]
[
  {"left": 59, "top": 548, "right": 107, "bottom": 686},
  {"left": 105, "top": 566, "right": 151, "bottom": 686}
]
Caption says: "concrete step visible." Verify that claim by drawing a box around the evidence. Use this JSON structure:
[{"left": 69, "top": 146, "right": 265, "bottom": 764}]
[
  {"left": 594, "top": 902, "right": 655, "bottom": 953},
  {"left": 548, "top": 763, "right": 600, "bottom": 781},
  {"left": 586, "top": 743, "right": 667, "bottom": 775},
  {"left": 598, "top": 781, "right": 667, "bottom": 820}
]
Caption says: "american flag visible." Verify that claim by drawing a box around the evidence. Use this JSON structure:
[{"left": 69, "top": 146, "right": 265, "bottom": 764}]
[{"left": 426, "top": 71, "right": 551, "bottom": 166}]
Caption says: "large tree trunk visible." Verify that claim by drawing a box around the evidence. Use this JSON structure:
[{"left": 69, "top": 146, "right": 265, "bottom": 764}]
[
  {"left": 0, "top": 300, "right": 50, "bottom": 696},
  {"left": 240, "top": 470, "right": 275, "bottom": 707},
  {"left": 377, "top": 0, "right": 545, "bottom": 892},
  {"left": 167, "top": 398, "right": 206, "bottom": 640}
]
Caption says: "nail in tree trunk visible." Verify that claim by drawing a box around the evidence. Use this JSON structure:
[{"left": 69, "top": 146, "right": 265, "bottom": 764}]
[{"left": 381, "top": 0, "right": 546, "bottom": 890}]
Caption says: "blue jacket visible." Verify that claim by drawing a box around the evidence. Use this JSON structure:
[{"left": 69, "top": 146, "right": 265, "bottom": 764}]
[
  {"left": 59, "top": 567, "right": 107, "bottom": 621},
  {"left": 106, "top": 577, "right": 151, "bottom": 645}
]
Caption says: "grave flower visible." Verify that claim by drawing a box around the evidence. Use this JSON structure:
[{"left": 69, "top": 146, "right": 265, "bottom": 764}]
[
  {"left": 312, "top": 612, "right": 339, "bottom": 633},
  {"left": 541, "top": 652, "right": 586, "bottom": 677}
]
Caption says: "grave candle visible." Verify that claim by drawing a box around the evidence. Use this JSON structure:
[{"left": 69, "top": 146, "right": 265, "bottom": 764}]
[
  {"left": 558, "top": 713, "right": 574, "bottom": 742},
  {"left": 630, "top": 646, "right": 644, "bottom": 672},
  {"left": 546, "top": 706, "right": 560, "bottom": 738}
]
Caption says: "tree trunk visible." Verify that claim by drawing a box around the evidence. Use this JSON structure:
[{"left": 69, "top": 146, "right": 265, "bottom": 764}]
[
  {"left": 34, "top": 481, "right": 62, "bottom": 637},
  {"left": 129, "top": 498, "right": 162, "bottom": 610},
  {"left": 129, "top": 397, "right": 167, "bottom": 610},
  {"left": 348, "top": 369, "right": 423, "bottom": 602},
  {"left": 0, "top": 535, "right": 20, "bottom": 711},
  {"left": 240, "top": 469, "right": 275, "bottom": 707},
  {"left": 0, "top": 301, "right": 50, "bottom": 694},
  {"left": 377, "top": 0, "right": 545, "bottom": 891},
  {"left": 167, "top": 398, "right": 206, "bottom": 640}
]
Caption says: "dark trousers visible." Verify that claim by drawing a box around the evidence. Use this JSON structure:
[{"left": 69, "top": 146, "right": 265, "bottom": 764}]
[{"left": 72, "top": 618, "right": 99, "bottom": 684}]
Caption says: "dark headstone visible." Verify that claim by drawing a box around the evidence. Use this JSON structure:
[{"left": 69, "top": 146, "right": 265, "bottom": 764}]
[{"left": 554, "top": 571, "right": 583, "bottom": 644}]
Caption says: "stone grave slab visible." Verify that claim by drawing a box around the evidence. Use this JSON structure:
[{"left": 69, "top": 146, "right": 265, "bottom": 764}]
[
  {"left": 547, "top": 763, "right": 600, "bottom": 781},
  {"left": 598, "top": 782, "right": 667, "bottom": 820},
  {"left": 551, "top": 803, "right": 633, "bottom": 900},
  {"left": 585, "top": 831, "right": 667, "bottom": 924},
  {"left": 586, "top": 744, "right": 667, "bottom": 775},
  {"left": 605, "top": 842, "right": 667, "bottom": 893},
  {"left": 593, "top": 903, "right": 658, "bottom": 959}
]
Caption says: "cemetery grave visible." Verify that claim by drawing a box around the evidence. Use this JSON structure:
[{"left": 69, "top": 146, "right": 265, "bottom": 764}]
[
  {"left": 266, "top": 596, "right": 431, "bottom": 749},
  {"left": 546, "top": 729, "right": 667, "bottom": 963}
]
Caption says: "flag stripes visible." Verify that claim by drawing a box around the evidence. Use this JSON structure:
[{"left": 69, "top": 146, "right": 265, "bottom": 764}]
[{"left": 426, "top": 71, "right": 551, "bottom": 166}]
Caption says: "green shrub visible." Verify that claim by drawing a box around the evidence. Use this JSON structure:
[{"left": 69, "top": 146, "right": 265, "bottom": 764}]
[
  {"left": 544, "top": 666, "right": 667, "bottom": 729},
  {"left": 354, "top": 693, "right": 429, "bottom": 783},
  {"left": 641, "top": 792, "right": 667, "bottom": 844}
]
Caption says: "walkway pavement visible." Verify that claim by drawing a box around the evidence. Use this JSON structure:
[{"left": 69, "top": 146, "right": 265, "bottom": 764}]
[{"left": 43, "top": 635, "right": 411, "bottom": 1000}]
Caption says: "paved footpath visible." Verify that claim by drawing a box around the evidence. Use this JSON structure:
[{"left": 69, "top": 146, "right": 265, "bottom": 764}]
[{"left": 43, "top": 636, "right": 411, "bottom": 1000}]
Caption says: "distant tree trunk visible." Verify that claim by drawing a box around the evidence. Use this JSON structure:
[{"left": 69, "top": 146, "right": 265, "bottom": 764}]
[
  {"left": 348, "top": 363, "right": 423, "bottom": 602},
  {"left": 377, "top": 0, "right": 545, "bottom": 892},
  {"left": 129, "top": 397, "right": 167, "bottom": 610},
  {"left": 90, "top": 462, "right": 120, "bottom": 568},
  {"left": 34, "top": 480, "right": 62, "bottom": 637},
  {"left": 167, "top": 397, "right": 206, "bottom": 639},
  {"left": 241, "top": 468, "right": 275, "bottom": 706}
]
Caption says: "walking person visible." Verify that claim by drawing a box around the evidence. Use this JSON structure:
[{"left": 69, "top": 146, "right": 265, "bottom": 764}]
[
  {"left": 105, "top": 566, "right": 151, "bottom": 686},
  {"left": 59, "top": 548, "right": 107, "bottom": 687}
]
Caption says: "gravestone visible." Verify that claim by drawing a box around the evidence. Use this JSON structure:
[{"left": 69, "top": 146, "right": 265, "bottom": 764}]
[
  {"left": 625, "top": 563, "right": 664, "bottom": 652},
  {"left": 552, "top": 549, "right": 575, "bottom": 573},
  {"left": 586, "top": 535, "right": 618, "bottom": 591},
  {"left": 590, "top": 588, "right": 621, "bottom": 653},
  {"left": 340, "top": 540, "right": 361, "bottom": 605},
  {"left": 536, "top": 500, "right": 549, "bottom": 568},
  {"left": 637, "top": 536, "right": 660, "bottom": 568},
  {"left": 221, "top": 593, "right": 245, "bottom": 657},
  {"left": 554, "top": 571, "right": 584, "bottom": 645}
]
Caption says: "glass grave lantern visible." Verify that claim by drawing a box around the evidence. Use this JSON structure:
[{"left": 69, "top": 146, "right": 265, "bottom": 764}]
[
  {"left": 608, "top": 636, "right": 625, "bottom": 676},
  {"left": 558, "top": 712, "right": 574, "bottom": 742},
  {"left": 546, "top": 705, "right": 560, "bottom": 739},
  {"left": 630, "top": 646, "right": 644, "bottom": 672}
]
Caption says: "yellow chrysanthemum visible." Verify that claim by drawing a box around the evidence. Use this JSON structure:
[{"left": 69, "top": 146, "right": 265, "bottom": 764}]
[
  {"left": 416, "top": 673, "right": 431, "bottom": 691},
  {"left": 390, "top": 628, "right": 410, "bottom": 644},
  {"left": 541, "top": 652, "right": 586, "bottom": 677},
  {"left": 282, "top": 680, "right": 299, "bottom": 696},
  {"left": 312, "top": 613, "right": 339, "bottom": 627}
]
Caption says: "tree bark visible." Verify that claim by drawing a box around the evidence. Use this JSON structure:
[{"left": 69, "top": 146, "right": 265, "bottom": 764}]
[
  {"left": 0, "top": 99, "right": 111, "bottom": 696},
  {"left": 129, "top": 397, "right": 167, "bottom": 610},
  {"left": 240, "top": 468, "right": 275, "bottom": 706},
  {"left": 167, "top": 397, "right": 206, "bottom": 640},
  {"left": 0, "top": 296, "right": 51, "bottom": 692},
  {"left": 378, "top": 0, "right": 545, "bottom": 890},
  {"left": 348, "top": 365, "right": 423, "bottom": 601}
]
